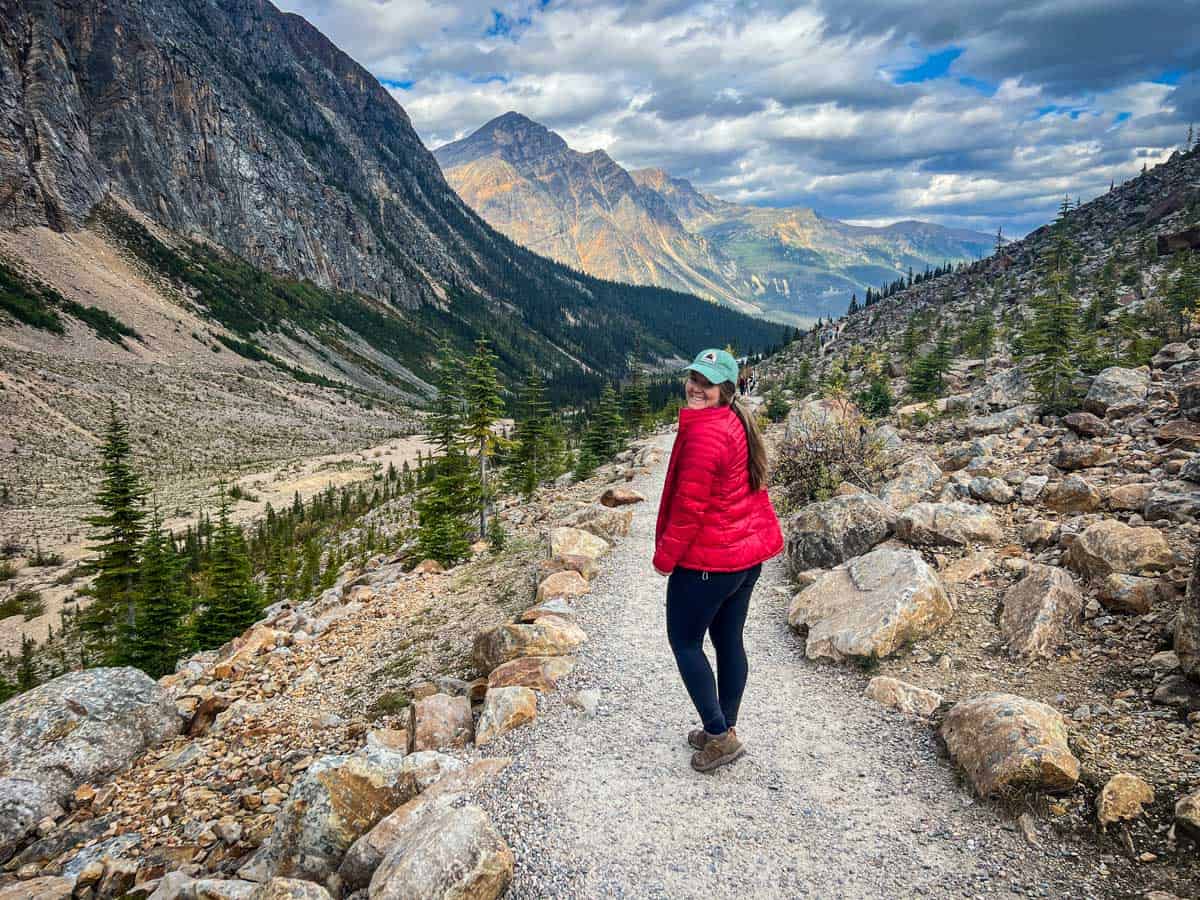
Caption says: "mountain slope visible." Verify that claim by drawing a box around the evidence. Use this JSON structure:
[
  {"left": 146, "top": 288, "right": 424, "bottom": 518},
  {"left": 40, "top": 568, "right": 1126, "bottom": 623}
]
[
  {"left": 0, "top": 0, "right": 785, "bottom": 392},
  {"left": 434, "top": 113, "right": 758, "bottom": 315},
  {"left": 630, "top": 169, "right": 994, "bottom": 322},
  {"left": 434, "top": 112, "right": 991, "bottom": 324}
]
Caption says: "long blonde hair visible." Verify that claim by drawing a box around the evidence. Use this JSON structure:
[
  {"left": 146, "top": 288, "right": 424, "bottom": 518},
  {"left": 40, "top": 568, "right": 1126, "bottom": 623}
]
[{"left": 719, "top": 382, "right": 768, "bottom": 491}]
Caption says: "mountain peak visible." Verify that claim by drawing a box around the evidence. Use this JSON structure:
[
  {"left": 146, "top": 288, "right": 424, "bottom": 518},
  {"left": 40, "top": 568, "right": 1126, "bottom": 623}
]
[{"left": 434, "top": 111, "right": 567, "bottom": 170}]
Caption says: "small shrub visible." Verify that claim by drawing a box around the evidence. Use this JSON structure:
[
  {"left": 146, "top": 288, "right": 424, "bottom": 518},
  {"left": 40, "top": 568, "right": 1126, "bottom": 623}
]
[
  {"left": 0, "top": 561, "right": 16, "bottom": 581},
  {"left": 0, "top": 595, "right": 21, "bottom": 619},
  {"left": 488, "top": 519, "right": 507, "bottom": 554},
  {"left": 771, "top": 400, "right": 887, "bottom": 511},
  {"left": 367, "top": 689, "right": 410, "bottom": 721},
  {"left": 28, "top": 549, "right": 63, "bottom": 568},
  {"left": 227, "top": 484, "right": 259, "bottom": 502},
  {"left": 1, "top": 539, "right": 24, "bottom": 558},
  {"left": 763, "top": 386, "right": 791, "bottom": 423},
  {"left": 17, "top": 590, "right": 44, "bottom": 620}
]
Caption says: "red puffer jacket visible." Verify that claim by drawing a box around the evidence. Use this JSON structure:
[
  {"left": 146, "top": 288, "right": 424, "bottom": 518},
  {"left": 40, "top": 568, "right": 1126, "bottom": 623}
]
[{"left": 653, "top": 404, "right": 784, "bottom": 573}]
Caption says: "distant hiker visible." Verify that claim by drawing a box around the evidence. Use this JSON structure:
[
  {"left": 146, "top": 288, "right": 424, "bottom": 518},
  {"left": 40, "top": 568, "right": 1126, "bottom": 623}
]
[
  {"left": 737, "top": 374, "right": 747, "bottom": 395},
  {"left": 653, "top": 348, "right": 784, "bottom": 773}
]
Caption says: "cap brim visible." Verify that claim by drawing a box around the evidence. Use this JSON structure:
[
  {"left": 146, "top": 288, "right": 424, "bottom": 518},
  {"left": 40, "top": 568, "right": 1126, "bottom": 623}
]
[{"left": 684, "top": 362, "right": 729, "bottom": 384}]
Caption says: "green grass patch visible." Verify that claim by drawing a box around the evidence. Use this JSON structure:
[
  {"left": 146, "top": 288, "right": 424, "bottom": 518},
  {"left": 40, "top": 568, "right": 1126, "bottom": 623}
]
[{"left": 0, "top": 257, "right": 139, "bottom": 345}]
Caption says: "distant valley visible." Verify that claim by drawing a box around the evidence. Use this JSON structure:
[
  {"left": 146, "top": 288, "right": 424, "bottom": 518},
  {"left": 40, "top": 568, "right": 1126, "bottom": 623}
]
[{"left": 435, "top": 112, "right": 994, "bottom": 324}]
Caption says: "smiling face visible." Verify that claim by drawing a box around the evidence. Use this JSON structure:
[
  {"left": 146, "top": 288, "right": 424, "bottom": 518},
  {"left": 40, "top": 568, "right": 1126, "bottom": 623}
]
[{"left": 685, "top": 370, "right": 721, "bottom": 409}]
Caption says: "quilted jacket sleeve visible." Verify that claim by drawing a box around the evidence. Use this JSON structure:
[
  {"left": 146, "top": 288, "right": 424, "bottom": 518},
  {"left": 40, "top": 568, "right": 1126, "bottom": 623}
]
[{"left": 653, "top": 424, "right": 725, "bottom": 572}]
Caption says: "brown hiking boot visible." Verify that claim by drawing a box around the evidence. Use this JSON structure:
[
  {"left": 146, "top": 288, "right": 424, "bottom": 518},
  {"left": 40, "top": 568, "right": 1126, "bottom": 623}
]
[
  {"left": 690, "top": 728, "right": 744, "bottom": 773},
  {"left": 688, "top": 725, "right": 736, "bottom": 750}
]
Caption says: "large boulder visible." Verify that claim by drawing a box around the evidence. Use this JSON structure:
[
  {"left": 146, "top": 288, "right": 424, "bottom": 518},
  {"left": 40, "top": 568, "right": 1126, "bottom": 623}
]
[
  {"left": 895, "top": 502, "right": 1003, "bottom": 547},
  {"left": 785, "top": 493, "right": 897, "bottom": 573},
  {"left": 472, "top": 620, "right": 586, "bottom": 674},
  {"left": 787, "top": 547, "right": 952, "bottom": 663},
  {"left": 474, "top": 687, "right": 537, "bottom": 747},
  {"left": 1097, "top": 774, "right": 1155, "bottom": 827},
  {"left": 940, "top": 693, "right": 1080, "bottom": 797},
  {"left": 339, "top": 759, "right": 508, "bottom": 892},
  {"left": 1098, "top": 574, "right": 1159, "bottom": 615},
  {"left": 1177, "top": 546, "right": 1200, "bottom": 679},
  {"left": 599, "top": 487, "right": 644, "bottom": 507},
  {"left": 0, "top": 668, "right": 180, "bottom": 862},
  {"left": 249, "top": 880, "right": 332, "bottom": 900},
  {"left": 1064, "top": 520, "right": 1174, "bottom": 579},
  {"left": 367, "top": 805, "right": 513, "bottom": 900},
  {"left": 237, "top": 748, "right": 417, "bottom": 884},
  {"left": 1144, "top": 482, "right": 1200, "bottom": 522},
  {"left": 534, "top": 570, "right": 589, "bottom": 603},
  {"left": 1000, "top": 565, "right": 1083, "bottom": 659},
  {"left": 0, "top": 877, "right": 74, "bottom": 899},
  {"left": 1177, "top": 789, "right": 1200, "bottom": 844},
  {"left": 408, "top": 694, "right": 474, "bottom": 752},
  {"left": 1181, "top": 377, "right": 1200, "bottom": 421},
  {"left": 1052, "top": 442, "right": 1115, "bottom": 471},
  {"left": 972, "top": 367, "right": 1033, "bottom": 409},
  {"left": 549, "top": 527, "right": 609, "bottom": 561},
  {"left": 878, "top": 455, "right": 942, "bottom": 511},
  {"left": 1084, "top": 366, "right": 1149, "bottom": 417},
  {"left": 562, "top": 504, "right": 633, "bottom": 541}
]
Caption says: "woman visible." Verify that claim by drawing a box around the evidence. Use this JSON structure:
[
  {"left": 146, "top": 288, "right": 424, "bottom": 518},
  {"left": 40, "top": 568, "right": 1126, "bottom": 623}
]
[{"left": 653, "top": 348, "right": 784, "bottom": 773}]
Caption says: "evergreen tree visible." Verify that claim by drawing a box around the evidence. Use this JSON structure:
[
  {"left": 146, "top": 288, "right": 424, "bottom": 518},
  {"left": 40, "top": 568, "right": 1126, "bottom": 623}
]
[
  {"left": 462, "top": 338, "right": 505, "bottom": 537},
  {"left": 1167, "top": 251, "right": 1199, "bottom": 334},
  {"left": 196, "top": 490, "right": 262, "bottom": 648},
  {"left": 573, "top": 444, "right": 598, "bottom": 481},
  {"left": 621, "top": 364, "right": 651, "bottom": 437},
  {"left": 79, "top": 404, "right": 148, "bottom": 664},
  {"left": 583, "top": 385, "right": 626, "bottom": 462},
  {"left": 128, "top": 508, "right": 188, "bottom": 678},
  {"left": 1023, "top": 204, "right": 1083, "bottom": 413},
  {"left": 414, "top": 342, "right": 480, "bottom": 566},
  {"left": 508, "top": 371, "right": 561, "bottom": 496},
  {"left": 17, "top": 635, "right": 37, "bottom": 693}
]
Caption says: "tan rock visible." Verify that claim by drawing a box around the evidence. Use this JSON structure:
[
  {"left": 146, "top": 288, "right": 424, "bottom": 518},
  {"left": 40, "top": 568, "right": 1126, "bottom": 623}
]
[
  {"left": 940, "top": 552, "right": 993, "bottom": 584},
  {"left": 599, "top": 487, "right": 645, "bottom": 507},
  {"left": 540, "top": 553, "right": 600, "bottom": 581},
  {"left": 408, "top": 694, "right": 474, "bottom": 752},
  {"left": 1065, "top": 520, "right": 1174, "bottom": 579},
  {"left": 365, "top": 729, "right": 408, "bottom": 752},
  {"left": 475, "top": 687, "right": 538, "bottom": 747},
  {"left": 367, "top": 805, "right": 512, "bottom": 899},
  {"left": 212, "top": 625, "right": 281, "bottom": 679},
  {"left": 0, "top": 877, "right": 73, "bottom": 900},
  {"left": 1044, "top": 474, "right": 1102, "bottom": 513},
  {"left": 1098, "top": 574, "right": 1158, "bottom": 614},
  {"left": 1000, "top": 565, "right": 1082, "bottom": 659},
  {"left": 941, "top": 693, "right": 1079, "bottom": 797},
  {"left": 864, "top": 677, "right": 942, "bottom": 718},
  {"left": 516, "top": 599, "right": 575, "bottom": 622},
  {"left": 535, "top": 570, "right": 590, "bottom": 603},
  {"left": 1106, "top": 483, "right": 1153, "bottom": 511},
  {"left": 549, "top": 526, "right": 610, "bottom": 561},
  {"left": 412, "top": 559, "right": 444, "bottom": 575},
  {"left": 1097, "top": 774, "right": 1154, "bottom": 827},
  {"left": 564, "top": 503, "right": 634, "bottom": 541},
  {"left": 787, "top": 547, "right": 952, "bottom": 662},
  {"left": 472, "top": 621, "right": 586, "bottom": 674},
  {"left": 339, "top": 759, "right": 509, "bottom": 891},
  {"left": 1177, "top": 546, "right": 1200, "bottom": 679},
  {"left": 486, "top": 656, "right": 576, "bottom": 692}
]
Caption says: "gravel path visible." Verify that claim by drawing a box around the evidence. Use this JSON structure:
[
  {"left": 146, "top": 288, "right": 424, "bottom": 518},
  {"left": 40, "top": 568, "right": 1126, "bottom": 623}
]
[{"left": 480, "top": 431, "right": 1114, "bottom": 899}]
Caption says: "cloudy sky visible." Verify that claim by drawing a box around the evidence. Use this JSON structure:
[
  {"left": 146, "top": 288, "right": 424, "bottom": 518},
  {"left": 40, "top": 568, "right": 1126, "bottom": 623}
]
[{"left": 279, "top": 0, "right": 1199, "bottom": 235}]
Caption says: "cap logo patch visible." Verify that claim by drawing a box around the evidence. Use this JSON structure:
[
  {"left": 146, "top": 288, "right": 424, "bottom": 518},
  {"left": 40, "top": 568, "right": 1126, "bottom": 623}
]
[{"left": 702, "top": 351, "right": 717, "bottom": 362}]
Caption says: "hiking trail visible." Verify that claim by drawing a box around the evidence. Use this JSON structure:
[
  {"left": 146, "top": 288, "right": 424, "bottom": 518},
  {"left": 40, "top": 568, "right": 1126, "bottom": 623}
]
[{"left": 477, "top": 430, "right": 1111, "bottom": 899}]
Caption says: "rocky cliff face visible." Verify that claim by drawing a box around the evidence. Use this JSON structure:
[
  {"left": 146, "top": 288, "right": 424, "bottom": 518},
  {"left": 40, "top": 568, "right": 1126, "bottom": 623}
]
[
  {"left": 0, "top": 0, "right": 782, "bottom": 379},
  {"left": 435, "top": 113, "right": 758, "bottom": 315}
]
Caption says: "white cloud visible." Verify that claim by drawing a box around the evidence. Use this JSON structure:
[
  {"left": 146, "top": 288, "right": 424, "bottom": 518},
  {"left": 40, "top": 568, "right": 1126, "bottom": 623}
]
[{"left": 277, "top": 0, "right": 1197, "bottom": 236}]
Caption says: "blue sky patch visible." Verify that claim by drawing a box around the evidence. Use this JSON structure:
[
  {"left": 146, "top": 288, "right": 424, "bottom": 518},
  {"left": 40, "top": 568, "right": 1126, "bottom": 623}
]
[
  {"left": 381, "top": 78, "right": 414, "bottom": 91},
  {"left": 894, "top": 47, "right": 963, "bottom": 84}
]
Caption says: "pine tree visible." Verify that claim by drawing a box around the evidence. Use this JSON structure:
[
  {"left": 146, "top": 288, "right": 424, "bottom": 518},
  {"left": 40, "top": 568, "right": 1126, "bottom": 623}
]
[
  {"left": 1023, "top": 204, "right": 1083, "bottom": 413},
  {"left": 414, "top": 341, "right": 480, "bottom": 566},
  {"left": 508, "top": 371, "right": 558, "bottom": 497},
  {"left": 621, "top": 364, "right": 651, "bottom": 437},
  {"left": 1167, "top": 251, "right": 1199, "bottom": 334},
  {"left": 462, "top": 338, "right": 505, "bottom": 537},
  {"left": 128, "top": 508, "right": 187, "bottom": 678},
  {"left": 583, "top": 385, "right": 626, "bottom": 462},
  {"left": 196, "top": 490, "right": 262, "bottom": 648},
  {"left": 79, "top": 404, "right": 148, "bottom": 664},
  {"left": 17, "top": 635, "right": 37, "bottom": 692}
]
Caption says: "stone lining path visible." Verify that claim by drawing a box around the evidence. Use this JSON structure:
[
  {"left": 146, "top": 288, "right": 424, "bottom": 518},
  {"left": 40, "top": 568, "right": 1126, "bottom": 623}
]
[{"left": 479, "top": 431, "right": 1116, "bottom": 899}]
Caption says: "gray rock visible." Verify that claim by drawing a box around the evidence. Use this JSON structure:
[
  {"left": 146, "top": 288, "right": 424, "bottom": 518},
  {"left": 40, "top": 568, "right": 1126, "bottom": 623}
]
[
  {"left": 62, "top": 833, "right": 142, "bottom": 879},
  {"left": 895, "top": 502, "right": 1003, "bottom": 547},
  {"left": 972, "top": 367, "right": 1033, "bottom": 409},
  {"left": 1151, "top": 342, "right": 1194, "bottom": 369},
  {"left": 1019, "top": 474, "right": 1050, "bottom": 503},
  {"left": 1064, "top": 520, "right": 1174, "bottom": 579},
  {"left": 0, "top": 668, "right": 180, "bottom": 862},
  {"left": 879, "top": 454, "right": 943, "bottom": 510},
  {"left": 1177, "top": 546, "right": 1200, "bottom": 679},
  {"left": 965, "top": 405, "right": 1040, "bottom": 436},
  {"left": 1062, "top": 411, "right": 1109, "bottom": 437},
  {"left": 1000, "top": 565, "right": 1082, "bottom": 659},
  {"left": 787, "top": 547, "right": 952, "bottom": 662},
  {"left": 1181, "top": 456, "right": 1200, "bottom": 483},
  {"left": 968, "top": 476, "right": 1014, "bottom": 504},
  {"left": 1144, "top": 482, "right": 1200, "bottom": 522},
  {"left": 870, "top": 424, "right": 903, "bottom": 454},
  {"left": 1044, "top": 474, "right": 1102, "bottom": 513},
  {"left": 1083, "top": 366, "right": 1149, "bottom": 417},
  {"left": 785, "top": 493, "right": 897, "bottom": 573}
]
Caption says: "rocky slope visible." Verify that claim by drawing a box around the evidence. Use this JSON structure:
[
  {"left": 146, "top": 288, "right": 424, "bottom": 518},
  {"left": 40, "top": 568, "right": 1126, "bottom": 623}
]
[
  {"left": 436, "top": 112, "right": 991, "bottom": 324},
  {"left": 751, "top": 145, "right": 1200, "bottom": 894}
]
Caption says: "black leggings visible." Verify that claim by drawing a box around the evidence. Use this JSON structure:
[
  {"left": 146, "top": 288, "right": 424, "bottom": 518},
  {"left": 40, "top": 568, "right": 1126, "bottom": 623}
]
[{"left": 666, "top": 563, "right": 761, "bottom": 735}]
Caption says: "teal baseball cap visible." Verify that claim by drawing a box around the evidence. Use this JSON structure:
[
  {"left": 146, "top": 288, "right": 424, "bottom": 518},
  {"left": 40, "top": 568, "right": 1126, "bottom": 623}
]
[{"left": 684, "top": 348, "right": 738, "bottom": 386}]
